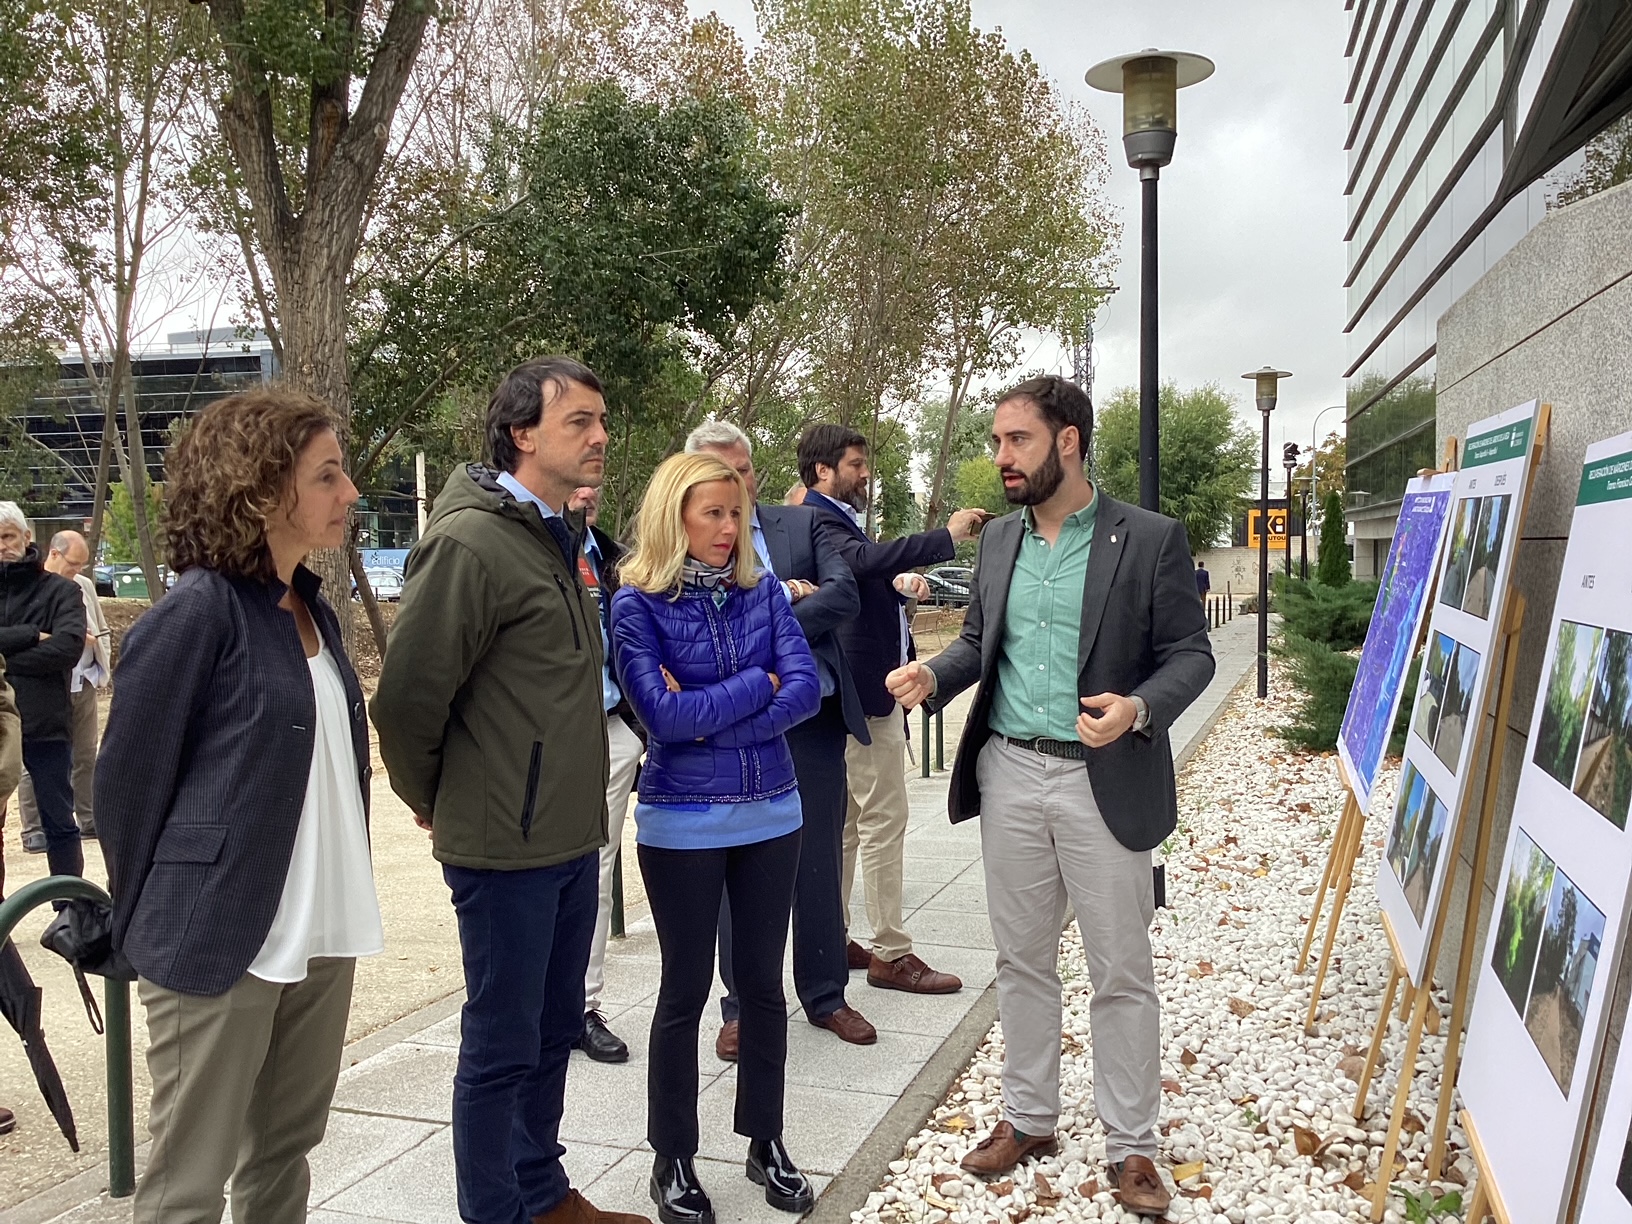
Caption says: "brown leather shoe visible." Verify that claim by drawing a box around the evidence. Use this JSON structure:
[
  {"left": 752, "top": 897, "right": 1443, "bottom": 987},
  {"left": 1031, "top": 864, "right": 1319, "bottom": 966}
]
[
  {"left": 715, "top": 1020, "right": 739, "bottom": 1062},
  {"left": 1108, "top": 1155, "right": 1172, "bottom": 1217},
  {"left": 809, "top": 1005, "right": 877, "bottom": 1044},
  {"left": 867, "top": 952, "right": 962, "bottom": 994},
  {"left": 532, "top": 1188, "right": 651, "bottom": 1224},
  {"left": 847, "top": 939, "right": 872, "bottom": 970},
  {"left": 959, "top": 1120, "right": 1058, "bottom": 1176}
]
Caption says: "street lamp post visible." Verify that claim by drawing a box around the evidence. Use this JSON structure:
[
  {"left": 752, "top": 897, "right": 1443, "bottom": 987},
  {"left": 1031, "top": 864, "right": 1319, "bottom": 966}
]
[
  {"left": 1281, "top": 443, "right": 1299, "bottom": 579},
  {"left": 1244, "top": 367, "right": 1291, "bottom": 699},
  {"left": 1087, "top": 49, "right": 1214, "bottom": 512}
]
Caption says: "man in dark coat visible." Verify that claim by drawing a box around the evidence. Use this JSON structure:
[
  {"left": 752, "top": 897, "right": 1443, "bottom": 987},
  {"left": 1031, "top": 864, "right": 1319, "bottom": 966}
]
[
  {"left": 798, "top": 425, "right": 988, "bottom": 997},
  {"left": 0, "top": 502, "right": 86, "bottom": 880},
  {"left": 886, "top": 376, "right": 1214, "bottom": 1216}
]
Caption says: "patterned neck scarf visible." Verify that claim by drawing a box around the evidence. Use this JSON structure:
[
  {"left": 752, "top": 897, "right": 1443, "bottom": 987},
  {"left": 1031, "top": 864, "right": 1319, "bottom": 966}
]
[{"left": 682, "top": 556, "right": 736, "bottom": 607}]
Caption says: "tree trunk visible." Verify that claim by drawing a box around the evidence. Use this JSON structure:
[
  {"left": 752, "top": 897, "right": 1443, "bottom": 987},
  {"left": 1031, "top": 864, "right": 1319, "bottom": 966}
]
[
  {"left": 348, "top": 543, "right": 389, "bottom": 660},
  {"left": 86, "top": 403, "right": 114, "bottom": 560},
  {"left": 923, "top": 342, "right": 975, "bottom": 531}
]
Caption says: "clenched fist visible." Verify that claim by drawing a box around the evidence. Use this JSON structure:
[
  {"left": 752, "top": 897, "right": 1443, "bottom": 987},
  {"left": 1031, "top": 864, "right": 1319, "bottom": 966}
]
[{"left": 886, "top": 660, "right": 936, "bottom": 710}]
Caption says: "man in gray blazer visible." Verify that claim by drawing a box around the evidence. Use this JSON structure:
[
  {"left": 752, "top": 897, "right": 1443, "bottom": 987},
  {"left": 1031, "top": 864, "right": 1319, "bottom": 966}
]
[{"left": 886, "top": 375, "right": 1213, "bottom": 1217}]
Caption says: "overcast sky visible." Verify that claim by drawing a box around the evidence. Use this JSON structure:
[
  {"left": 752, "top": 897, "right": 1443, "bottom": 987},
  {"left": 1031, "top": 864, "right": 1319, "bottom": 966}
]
[{"left": 691, "top": 0, "right": 1351, "bottom": 463}]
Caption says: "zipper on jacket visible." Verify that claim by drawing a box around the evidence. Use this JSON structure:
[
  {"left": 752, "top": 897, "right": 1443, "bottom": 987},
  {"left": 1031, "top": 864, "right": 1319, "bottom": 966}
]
[
  {"left": 554, "top": 575, "right": 583, "bottom": 650},
  {"left": 520, "top": 741, "right": 543, "bottom": 840}
]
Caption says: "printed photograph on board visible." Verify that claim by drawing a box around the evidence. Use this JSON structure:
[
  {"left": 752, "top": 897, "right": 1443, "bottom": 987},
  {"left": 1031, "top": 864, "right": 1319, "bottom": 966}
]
[
  {"left": 1492, "top": 830, "right": 1556, "bottom": 1016},
  {"left": 1574, "top": 629, "right": 1632, "bottom": 831},
  {"left": 1523, "top": 867, "right": 1606, "bottom": 1094},
  {"left": 1535, "top": 620, "right": 1606, "bottom": 790},
  {"left": 1414, "top": 632, "right": 1453, "bottom": 749},
  {"left": 1618, "top": 1116, "right": 1632, "bottom": 1206},
  {"left": 1440, "top": 496, "right": 1479, "bottom": 612},
  {"left": 1460, "top": 494, "right": 1511, "bottom": 620},
  {"left": 1432, "top": 639, "right": 1482, "bottom": 773},
  {"left": 1384, "top": 761, "right": 1449, "bottom": 925}
]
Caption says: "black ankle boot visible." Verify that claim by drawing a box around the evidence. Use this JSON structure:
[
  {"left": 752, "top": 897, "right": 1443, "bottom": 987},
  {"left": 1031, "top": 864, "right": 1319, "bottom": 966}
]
[
  {"left": 650, "top": 1155, "right": 714, "bottom": 1224},
  {"left": 746, "top": 1137, "right": 815, "bottom": 1213}
]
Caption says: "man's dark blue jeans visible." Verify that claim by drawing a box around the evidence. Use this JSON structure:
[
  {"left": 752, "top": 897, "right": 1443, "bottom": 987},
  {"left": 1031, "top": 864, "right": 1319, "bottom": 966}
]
[
  {"left": 22, "top": 738, "right": 82, "bottom": 879},
  {"left": 444, "top": 853, "right": 597, "bottom": 1224}
]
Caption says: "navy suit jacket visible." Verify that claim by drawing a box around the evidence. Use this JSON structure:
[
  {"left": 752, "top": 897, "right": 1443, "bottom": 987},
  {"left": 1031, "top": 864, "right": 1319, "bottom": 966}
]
[
  {"left": 805, "top": 490, "right": 956, "bottom": 719},
  {"left": 756, "top": 502, "right": 869, "bottom": 744}
]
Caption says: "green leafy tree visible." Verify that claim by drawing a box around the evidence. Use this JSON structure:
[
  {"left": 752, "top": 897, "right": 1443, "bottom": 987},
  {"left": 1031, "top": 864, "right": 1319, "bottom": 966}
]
[
  {"left": 105, "top": 479, "right": 165, "bottom": 564},
  {"left": 1094, "top": 382, "right": 1257, "bottom": 552},
  {"left": 1551, "top": 115, "right": 1632, "bottom": 210},
  {"left": 953, "top": 455, "right": 1007, "bottom": 516},
  {"left": 1317, "top": 488, "right": 1351, "bottom": 586}
]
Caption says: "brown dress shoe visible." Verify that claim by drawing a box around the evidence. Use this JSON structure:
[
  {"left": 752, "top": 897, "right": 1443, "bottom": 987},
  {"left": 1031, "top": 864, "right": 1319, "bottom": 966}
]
[
  {"left": 1108, "top": 1155, "right": 1172, "bottom": 1217},
  {"left": 532, "top": 1188, "right": 651, "bottom": 1224},
  {"left": 960, "top": 1120, "right": 1058, "bottom": 1176},
  {"left": 715, "top": 1020, "right": 739, "bottom": 1062},
  {"left": 867, "top": 952, "right": 962, "bottom": 994},
  {"left": 847, "top": 939, "right": 872, "bottom": 970},
  {"left": 809, "top": 1005, "right": 877, "bottom": 1044}
]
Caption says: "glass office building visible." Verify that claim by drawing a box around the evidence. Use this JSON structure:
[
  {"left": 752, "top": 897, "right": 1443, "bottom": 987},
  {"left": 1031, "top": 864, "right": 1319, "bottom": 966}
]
[{"left": 1342, "top": 0, "right": 1632, "bottom": 574}]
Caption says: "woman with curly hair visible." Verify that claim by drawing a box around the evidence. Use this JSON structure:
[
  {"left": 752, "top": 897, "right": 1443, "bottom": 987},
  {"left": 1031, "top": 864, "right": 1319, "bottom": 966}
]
[
  {"left": 98, "top": 388, "right": 383, "bottom": 1224},
  {"left": 611, "top": 451, "right": 820, "bottom": 1224}
]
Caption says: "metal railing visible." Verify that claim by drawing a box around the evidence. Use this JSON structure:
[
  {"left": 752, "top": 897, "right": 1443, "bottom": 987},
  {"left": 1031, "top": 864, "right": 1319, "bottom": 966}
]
[
  {"left": 0, "top": 876, "right": 135, "bottom": 1198},
  {"left": 1206, "top": 591, "right": 1239, "bottom": 630}
]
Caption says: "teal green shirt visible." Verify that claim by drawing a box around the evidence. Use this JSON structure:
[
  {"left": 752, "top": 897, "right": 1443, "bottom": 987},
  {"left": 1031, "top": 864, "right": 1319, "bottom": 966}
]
[{"left": 989, "top": 495, "right": 1097, "bottom": 742}]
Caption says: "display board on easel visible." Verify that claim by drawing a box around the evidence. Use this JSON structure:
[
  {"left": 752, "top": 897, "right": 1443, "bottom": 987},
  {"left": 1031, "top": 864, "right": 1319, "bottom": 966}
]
[
  {"left": 1462, "top": 431, "right": 1632, "bottom": 1224},
  {"left": 1378, "top": 401, "right": 1541, "bottom": 988},
  {"left": 1297, "top": 473, "right": 1457, "bottom": 1019},
  {"left": 1339, "top": 473, "right": 1458, "bottom": 807}
]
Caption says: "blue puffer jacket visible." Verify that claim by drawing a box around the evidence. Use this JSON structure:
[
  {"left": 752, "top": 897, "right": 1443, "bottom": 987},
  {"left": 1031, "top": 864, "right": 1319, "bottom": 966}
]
[{"left": 611, "top": 576, "right": 820, "bottom": 804}]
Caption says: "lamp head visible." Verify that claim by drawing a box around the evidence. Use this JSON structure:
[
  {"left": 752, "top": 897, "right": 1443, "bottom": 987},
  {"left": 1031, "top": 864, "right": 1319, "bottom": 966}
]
[
  {"left": 1242, "top": 366, "right": 1292, "bottom": 413},
  {"left": 1086, "top": 49, "right": 1215, "bottom": 172}
]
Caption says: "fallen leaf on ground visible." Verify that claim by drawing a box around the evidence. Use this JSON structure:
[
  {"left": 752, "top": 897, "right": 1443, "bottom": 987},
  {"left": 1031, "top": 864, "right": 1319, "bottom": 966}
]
[
  {"left": 1162, "top": 1078, "right": 1183, "bottom": 1094},
  {"left": 1295, "top": 801, "right": 1312, "bottom": 812},
  {"left": 1180, "top": 1048, "right": 1198, "bottom": 1068},
  {"left": 1292, "top": 1125, "right": 1320, "bottom": 1156},
  {"left": 1077, "top": 1179, "right": 1100, "bottom": 1198},
  {"left": 1179, "top": 1185, "right": 1214, "bottom": 1200},
  {"left": 988, "top": 1179, "right": 1013, "bottom": 1197},
  {"left": 933, "top": 1173, "right": 961, "bottom": 1190},
  {"left": 1401, "top": 1110, "right": 1426, "bottom": 1135},
  {"left": 1342, "top": 1170, "right": 1366, "bottom": 1192},
  {"left": 1227, "top": 997, "right": 1257, "bottom": 1018},
  {"left": 1233, "top": 1094, "right": 1259, "bottom": 1106},
  {"left": 1033, "top": 1174, "right": 1059, "bottom": 1204},
  {"left": 938, "top": 1111, "right": 975, "bottom": 1133},
  {"left": 1197, "top": 960, "right": 1215, "bottom": 975},
  {"left": 1011, "top": 1207, "right": 1031, "bottom": 1223},
  {"left": 1338, "top": 1054, "right": 1367, "bottom": 1082},
  {"left": 1171, "top": 1160, "right": 1205, "bottom": 1183}
]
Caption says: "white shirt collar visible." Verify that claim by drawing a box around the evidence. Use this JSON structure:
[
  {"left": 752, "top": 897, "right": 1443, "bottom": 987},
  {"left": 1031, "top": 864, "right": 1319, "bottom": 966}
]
[{"left": 495, "top": 471, "right": 560, "bottom": 521}]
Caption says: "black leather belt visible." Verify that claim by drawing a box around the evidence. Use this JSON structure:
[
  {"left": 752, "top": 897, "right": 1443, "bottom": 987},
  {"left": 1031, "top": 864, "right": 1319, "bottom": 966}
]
[{"left": 1003, "top": 734, "right": 1087, "bottom": 761}]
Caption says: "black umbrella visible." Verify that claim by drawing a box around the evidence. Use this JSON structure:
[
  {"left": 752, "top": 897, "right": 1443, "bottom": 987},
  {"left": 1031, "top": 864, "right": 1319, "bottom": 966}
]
[{"left": 0, "top": 936, "right": 78, "bottom": 1150}]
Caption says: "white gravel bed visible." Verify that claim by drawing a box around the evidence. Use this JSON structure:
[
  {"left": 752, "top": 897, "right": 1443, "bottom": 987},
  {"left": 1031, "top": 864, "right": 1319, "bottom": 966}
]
[{"left": 858, "top": 663, "right": 1472, "bottom": 1224}]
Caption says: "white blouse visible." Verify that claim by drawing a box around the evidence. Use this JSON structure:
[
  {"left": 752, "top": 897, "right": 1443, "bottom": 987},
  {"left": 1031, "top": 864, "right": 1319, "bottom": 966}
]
[{"left": 248, "top": 644, "right": 385, "bottom": 983}]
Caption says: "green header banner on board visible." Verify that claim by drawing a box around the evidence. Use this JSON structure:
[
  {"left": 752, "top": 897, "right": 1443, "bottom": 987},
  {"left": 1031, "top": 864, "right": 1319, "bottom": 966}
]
[
  {"left": 1578, "top": 450, "right": 1632, "bottom": 505},
  {"left": 1464, "top": 417, "right": 1534, "bottom": 467}
]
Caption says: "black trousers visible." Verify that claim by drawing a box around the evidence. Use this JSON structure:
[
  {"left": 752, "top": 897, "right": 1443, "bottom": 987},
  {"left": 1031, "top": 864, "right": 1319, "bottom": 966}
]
[
  {"left": 718, "top": 697, "right": 848, "bottom": 1023},
  {"left": 640, "top": 827, "right": 800, "bottom": 1157}
]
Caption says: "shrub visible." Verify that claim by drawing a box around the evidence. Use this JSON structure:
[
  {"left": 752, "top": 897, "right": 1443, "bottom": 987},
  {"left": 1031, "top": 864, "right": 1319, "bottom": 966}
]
[
  {"left": 1317, "top": 489, "right": 1351, "bottom": 587},
  {"left": 1388, "top": 655, "right": 1421, "bottom": 758},
  {"left": 1273, "top": 632, "right": 1358, "bottom": 751},
  {"left": 1275, "top": 575, "right": 1379, "bottom": 651}
]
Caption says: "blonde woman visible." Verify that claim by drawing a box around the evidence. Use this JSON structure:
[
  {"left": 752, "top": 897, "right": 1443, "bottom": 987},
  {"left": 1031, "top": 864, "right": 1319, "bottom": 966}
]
[{"left": 610, "top": 452, "right": 820, "bottom": 1224}]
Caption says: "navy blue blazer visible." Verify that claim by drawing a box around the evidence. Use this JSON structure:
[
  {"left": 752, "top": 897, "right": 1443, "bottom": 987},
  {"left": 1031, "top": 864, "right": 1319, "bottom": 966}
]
[
  {"left": 755, "top": 502, "right": 869, "bottom": 744},
  {"left": 805, "top": 491, "right": 956, "bottom": 719},
  {"left": 97, "top": 564, "right": 371, "bottom": 996}
]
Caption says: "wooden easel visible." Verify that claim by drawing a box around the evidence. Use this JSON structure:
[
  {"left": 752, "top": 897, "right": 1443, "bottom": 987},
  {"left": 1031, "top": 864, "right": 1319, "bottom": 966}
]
[
  {"left": 1353, "top": 590, "right": 1525, "bottom": 1221},
  {"left": 1459, "top": 1109, "right": 1512, "bottom": 1224},
  {"left": 1297, "top": 438, "right": 1465, "bottom": 1019}
]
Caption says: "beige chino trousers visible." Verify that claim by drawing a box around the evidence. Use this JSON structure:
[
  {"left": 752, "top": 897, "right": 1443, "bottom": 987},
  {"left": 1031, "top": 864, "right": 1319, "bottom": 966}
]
[
  {"left": 135, "top": 957, "right": 355, "bottom": 1224},
  {"left": 976, "top": 736, "right": 1161, "bottom": 1163},
  {"left": 842, "top": 706, "right": 913, "bottom": 962}
]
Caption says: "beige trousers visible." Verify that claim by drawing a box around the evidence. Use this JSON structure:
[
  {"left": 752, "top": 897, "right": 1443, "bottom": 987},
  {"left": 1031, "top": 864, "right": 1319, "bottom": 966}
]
[
  {"left": 135, "top": 958, "right": 355, "bottom": 1224},
  {"left": 842, "top": 706, "right": 912, "bottom": 962},
  {"left": 583, "top": 715, "right": 644, "bottom": 1012},
  {"left": 976, "top": 736, "right": 1160, "bottom": 1162},
  {"left": 19, "top": 683, "right": 98, "bottom": 833}
]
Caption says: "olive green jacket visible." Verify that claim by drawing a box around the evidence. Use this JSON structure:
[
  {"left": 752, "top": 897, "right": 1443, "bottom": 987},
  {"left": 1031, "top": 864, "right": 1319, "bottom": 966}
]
[
  {"left": 0, "top": 658, "right": 20, "bottom": 804},
  {"left": 372, "top": 465, "right": 610, "bottom": 869}
]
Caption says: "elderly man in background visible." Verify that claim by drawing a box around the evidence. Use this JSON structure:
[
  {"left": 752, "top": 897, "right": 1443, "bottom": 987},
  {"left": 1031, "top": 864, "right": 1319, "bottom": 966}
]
[
  {"left": 0, "top": 503, "right": 86, "bottom": 880},
  {"left": 19, "top": 530, "right": 108, "bottom": 850}
]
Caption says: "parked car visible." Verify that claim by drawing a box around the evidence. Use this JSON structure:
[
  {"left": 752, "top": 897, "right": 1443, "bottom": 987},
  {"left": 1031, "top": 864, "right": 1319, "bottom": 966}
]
[
  {"left": 921, "top": 570, "right": 971, "bottom": 608},
  {"left": 354, "top": 567, "right": 405, "bottom": 602},
  {"left": 927, "top": 565, "right": 974, "bottom": 587}
]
